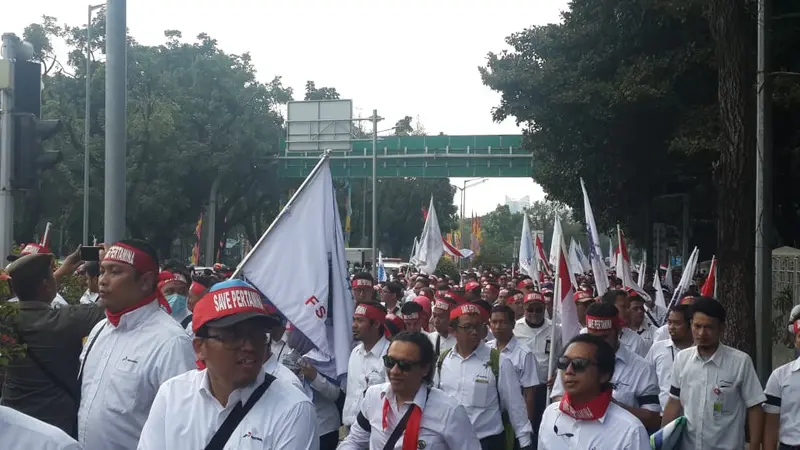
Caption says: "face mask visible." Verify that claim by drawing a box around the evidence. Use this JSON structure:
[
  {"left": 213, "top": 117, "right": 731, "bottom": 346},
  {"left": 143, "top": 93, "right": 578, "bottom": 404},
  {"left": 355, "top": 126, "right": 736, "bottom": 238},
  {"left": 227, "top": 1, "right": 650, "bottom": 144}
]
[{"left": 166, "top": 293, "right": 188, "bottom": 318}]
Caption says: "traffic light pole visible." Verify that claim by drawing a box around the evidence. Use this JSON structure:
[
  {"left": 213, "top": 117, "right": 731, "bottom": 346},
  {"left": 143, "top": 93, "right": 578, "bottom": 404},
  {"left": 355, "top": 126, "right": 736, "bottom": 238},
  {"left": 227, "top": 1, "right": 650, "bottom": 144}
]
[
  {"left": 104, "top": 0, "right": 127, "bottom": 244},
  {"left": 0, "top": 33, "right": 17, "bottom": 260}
]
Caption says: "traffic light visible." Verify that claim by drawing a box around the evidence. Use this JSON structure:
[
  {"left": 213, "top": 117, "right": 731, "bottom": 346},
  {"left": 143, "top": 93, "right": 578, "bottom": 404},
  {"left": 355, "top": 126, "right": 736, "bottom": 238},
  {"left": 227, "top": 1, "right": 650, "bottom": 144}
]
[{"left": 12, "top": 113, "right": 63, "bottom": 190}]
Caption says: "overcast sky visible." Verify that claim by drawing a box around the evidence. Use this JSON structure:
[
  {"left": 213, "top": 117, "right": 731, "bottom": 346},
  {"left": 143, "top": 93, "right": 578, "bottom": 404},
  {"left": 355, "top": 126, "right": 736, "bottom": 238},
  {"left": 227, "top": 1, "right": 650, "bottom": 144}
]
[{"left": 2, "top": 0, "right": 568, "bottom": 214}]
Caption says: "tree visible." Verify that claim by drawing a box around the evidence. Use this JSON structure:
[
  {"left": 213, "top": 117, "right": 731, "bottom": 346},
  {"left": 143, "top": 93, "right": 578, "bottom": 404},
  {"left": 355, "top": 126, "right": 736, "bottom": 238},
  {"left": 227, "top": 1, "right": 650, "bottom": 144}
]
[
  {"left": 18, "top": 17, "right": 293, "bottom": 257},
  {"left": 304, "top": 81, "right": 340, "bottom": 100}
]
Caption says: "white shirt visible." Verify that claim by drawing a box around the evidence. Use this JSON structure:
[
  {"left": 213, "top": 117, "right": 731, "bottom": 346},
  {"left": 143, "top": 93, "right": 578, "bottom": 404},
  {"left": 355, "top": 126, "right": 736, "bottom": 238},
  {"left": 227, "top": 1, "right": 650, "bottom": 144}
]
[
  {"left": 669, "top": 344, "right": 766, "bottom": 450},
  {"left": 645, "top": 303, "right": 667, "bottom": 328},
  {"left": 428, "top": 330, "right": 456, "bottom": 355},
  {"left": 342, "top": 336, "right": 390, "bottom": 426},
  {"left": 339, "top": 382, "right": 481, "bottom": 450},
  {"left": 308, "top": 371, "right": 344, "bottom": 436},
  {"left": 645, "top": 339, "right": 692, "bottom": 411},
  {"left": 0, "top": 405, "right": 80, "bottom": 450},
  {"left": 653, "top": 324, "right": 669, "bottom": 343},
  {"left": 552, "top": 344, "right": 661, "bottom": 413},
  {"left": 79, "top": 290, "right": 100, "bottom": 305},
  {"left": 263, "top": 354, "right": 305, "bottom": 394},
  {"left": 136, "top": 369, "right": 318, "bottom": 449},
  {"left": 487, "top": 336, "right": 541, "bottom": 388},
  {"left": 78, "top": 301, "right": 196, "bottom": 450},
  {"left": 537, "top": 401, "right": 650, "bottom": 450},
  {"left": 434, "top": 342, "right": 534, "bottom": 447},
  {"left": 763, "top": 357, "right": 800, "bottom": 446},
  {"left": 631, "top": 323, "right": 656, "bottom": 350},
  {"left": 514, "top": 317, "right": 561, "bottom": 384}
]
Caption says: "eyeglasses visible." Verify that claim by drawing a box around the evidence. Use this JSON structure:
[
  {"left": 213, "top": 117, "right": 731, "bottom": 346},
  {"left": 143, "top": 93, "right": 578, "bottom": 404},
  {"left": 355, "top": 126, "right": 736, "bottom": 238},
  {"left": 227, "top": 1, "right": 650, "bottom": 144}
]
[
  {"left": 556, "top": 356, "right": 596, "bottom": 373},
  {"left": 201, "top": 327, "right": 268, "bottom": 350},
  {"left": 383, "top": 355, "right": 421, "bottom": 372},
  {"left": 526, "top": 305, "right": 545, "bottom": 313},
  {"left": 456, "top": 324, "right": 484, "bottom": 332}
]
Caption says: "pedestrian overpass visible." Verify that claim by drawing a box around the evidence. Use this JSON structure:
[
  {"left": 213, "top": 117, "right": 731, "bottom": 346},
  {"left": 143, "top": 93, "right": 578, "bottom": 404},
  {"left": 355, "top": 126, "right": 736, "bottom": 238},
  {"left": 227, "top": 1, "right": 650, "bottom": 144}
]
[{"left": 278, "top": 134, "right": 531, "bottom": 178}]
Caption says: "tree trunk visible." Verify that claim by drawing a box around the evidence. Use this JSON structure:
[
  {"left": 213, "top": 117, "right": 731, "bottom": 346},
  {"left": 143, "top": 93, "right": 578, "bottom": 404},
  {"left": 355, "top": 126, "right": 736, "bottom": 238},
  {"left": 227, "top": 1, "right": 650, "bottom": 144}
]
[{"left": 706, "top": 0, "right": 756, "bottom": 355}]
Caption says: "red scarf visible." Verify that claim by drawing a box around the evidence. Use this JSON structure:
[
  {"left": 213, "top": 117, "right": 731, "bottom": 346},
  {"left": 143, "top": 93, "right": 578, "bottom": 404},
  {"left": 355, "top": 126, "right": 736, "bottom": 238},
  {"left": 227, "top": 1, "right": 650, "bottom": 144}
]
[
  {"left": 106, "top": 292, "right": 169, "bottom": 326},
  {"left": 382, "top": 398, "right": 423, "bottom": 450},
  {"left": 558, "top": 388, "right": 613, "bottom": 421}
]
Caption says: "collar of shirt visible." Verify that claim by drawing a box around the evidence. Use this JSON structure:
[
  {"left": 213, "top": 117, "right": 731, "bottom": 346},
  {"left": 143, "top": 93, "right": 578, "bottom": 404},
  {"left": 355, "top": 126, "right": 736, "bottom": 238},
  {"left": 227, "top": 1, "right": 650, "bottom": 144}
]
[
  {"left": 358, "top": 336, "right": 389, "bottom": 357},
  {"left": 199, "top": 368, "right": 267, "bottom": 408},
  {"left": 114, "top": 301, "right": 160, "bottom": 331},
  {"left": 615, "top": 343, "right": 633, "bottom": 365},
  {"left": 383, "top": 383, "right": 429, "bottom": 415},
  {"left": 17, "top": 301, "right": 51, "bottom": 310},
  {"left": 791, "top": 357, "right": 800, "bottom": 373},
  {"left": 487, "top": 336, "right": 519, "bottom": 354},
  {"left": 690, "top": 343, "right": 726, "bottom": 366},
  {"left": 449, "top": 341, "right": 489, "bottom": 361}
]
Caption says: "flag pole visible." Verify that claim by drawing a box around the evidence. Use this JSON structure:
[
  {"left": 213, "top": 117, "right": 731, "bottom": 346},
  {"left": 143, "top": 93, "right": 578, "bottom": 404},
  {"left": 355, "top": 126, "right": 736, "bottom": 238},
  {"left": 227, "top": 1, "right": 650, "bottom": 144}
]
[
  {"left": 232, "top": 150, "right": 332, "bottom": 279},
  {"left": 546, "top": 244, "right": 561, "bottom": 398}
]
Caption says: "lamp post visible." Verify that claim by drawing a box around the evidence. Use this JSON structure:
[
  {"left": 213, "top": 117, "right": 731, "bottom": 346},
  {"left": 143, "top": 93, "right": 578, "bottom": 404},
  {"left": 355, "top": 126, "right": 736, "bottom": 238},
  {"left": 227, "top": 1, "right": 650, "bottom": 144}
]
[{"left": 83, "top": 3, "right": 104, "bottom": 245}]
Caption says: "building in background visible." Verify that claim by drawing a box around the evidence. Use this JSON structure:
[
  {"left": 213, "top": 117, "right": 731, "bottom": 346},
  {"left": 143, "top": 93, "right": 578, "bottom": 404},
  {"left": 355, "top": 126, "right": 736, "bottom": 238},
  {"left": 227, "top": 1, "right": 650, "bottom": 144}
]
[{"left": 504, "top": 195, "right": 531, "bottom": 214}]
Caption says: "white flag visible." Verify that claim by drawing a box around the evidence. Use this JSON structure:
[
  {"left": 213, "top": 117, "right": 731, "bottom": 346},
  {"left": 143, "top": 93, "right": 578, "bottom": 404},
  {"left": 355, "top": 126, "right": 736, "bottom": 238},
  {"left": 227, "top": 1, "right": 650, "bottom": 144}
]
[
  {"left": 580, "top": 179, "right": 609, "bottom": 296},
  {"left": 577, "top": 241, "right": 591, "bottom": 273},
  {"left": 416, "top": 196, "right": 444, "bottom": 275},
  {"left": 518, "top": 214, "right": 536, "bottom": 277},
  {"left": 377, "top": 251, "right": 387, "bottom": 282},
  {"left": 652, "top": 266, "right": 668, "bottom": 312},
  {"left": 568, "top": 239, "right": 583, "bottom": 276},
  {"left": 549, "top": 215, "right": 563, "bottom": 269},
  {"left": 409, "top": 237, "right": 420, "bottom": 265},
  {"left": 236, "top": 157, "right": 353, "bottom": 378},
  {"left": 636, "top": 251, "right": 647, "bottom": 288}
]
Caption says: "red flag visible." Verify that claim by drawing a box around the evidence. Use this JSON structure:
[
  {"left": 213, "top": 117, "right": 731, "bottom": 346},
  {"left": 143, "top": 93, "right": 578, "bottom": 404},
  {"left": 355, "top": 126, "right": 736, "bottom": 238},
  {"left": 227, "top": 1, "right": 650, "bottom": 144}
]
[
  {"left": 701, "top": 256, "right": 716, "bottom": 297},
  {"left": 422, "top": 206, "right": 428, "bottom": 220}
]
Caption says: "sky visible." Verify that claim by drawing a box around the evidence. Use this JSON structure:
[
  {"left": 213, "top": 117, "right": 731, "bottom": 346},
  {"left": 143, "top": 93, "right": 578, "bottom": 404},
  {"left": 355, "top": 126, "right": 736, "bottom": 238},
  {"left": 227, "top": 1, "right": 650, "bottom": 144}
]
[{"left": 2, "top": 0, "right": 568, "bottom": 215}]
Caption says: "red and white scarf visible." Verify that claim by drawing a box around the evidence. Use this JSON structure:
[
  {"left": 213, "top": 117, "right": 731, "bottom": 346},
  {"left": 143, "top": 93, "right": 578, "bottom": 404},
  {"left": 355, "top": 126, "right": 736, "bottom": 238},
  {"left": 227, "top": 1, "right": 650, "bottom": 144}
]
[{"left": 559, "top": 388, "right": 613, "bottom": 421}]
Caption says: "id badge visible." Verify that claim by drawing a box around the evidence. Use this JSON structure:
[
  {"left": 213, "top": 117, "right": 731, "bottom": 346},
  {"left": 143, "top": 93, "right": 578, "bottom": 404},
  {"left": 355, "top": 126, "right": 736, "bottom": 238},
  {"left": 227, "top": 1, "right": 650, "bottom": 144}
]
[
  {"left": 545, "top": 339, "right": 551, "bottom": 355},
  {"left": 712, "top": 386, "right": 723, "bottom": 418}
]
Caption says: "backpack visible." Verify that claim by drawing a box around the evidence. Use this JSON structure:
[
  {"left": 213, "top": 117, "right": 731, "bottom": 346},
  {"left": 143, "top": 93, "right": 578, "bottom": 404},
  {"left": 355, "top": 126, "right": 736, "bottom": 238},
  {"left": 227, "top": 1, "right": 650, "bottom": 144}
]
[{"left": 436, "top": 347, "right": 514, "bottom": 450}]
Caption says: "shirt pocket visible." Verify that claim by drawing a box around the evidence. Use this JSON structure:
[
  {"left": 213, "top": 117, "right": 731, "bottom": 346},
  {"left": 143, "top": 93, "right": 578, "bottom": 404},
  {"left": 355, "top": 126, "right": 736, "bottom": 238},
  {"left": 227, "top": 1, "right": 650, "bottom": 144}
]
[
  {"left": 466, "top": 370, "right": 493, "bottom": 407},
  {"left": 105, "top": 363, "right": 141, "bottom": 415},
  {"left": 718, "top": 380, "right": 739, "bottom": 415},
  {"left": 416, "top": 429, "right": 444, "bottom": 450}
]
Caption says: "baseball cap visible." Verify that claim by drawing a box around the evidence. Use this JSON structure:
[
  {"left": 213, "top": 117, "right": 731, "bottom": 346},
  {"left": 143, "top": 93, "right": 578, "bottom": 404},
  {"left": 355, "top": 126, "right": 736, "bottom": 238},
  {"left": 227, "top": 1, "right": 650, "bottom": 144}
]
[{"left": 192, "top": 279, "right": 279, "bottom": 333}]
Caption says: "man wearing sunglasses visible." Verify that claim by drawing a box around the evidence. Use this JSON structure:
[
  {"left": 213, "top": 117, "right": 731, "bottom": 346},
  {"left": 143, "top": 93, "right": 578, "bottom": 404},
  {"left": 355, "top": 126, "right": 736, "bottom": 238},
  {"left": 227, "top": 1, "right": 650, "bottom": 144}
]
[
  {"left": 435, "top": 303, "right": 533, "bottom": 450},
  {"left": 550, "top": 302, "right": 662, "bottom": 431},
  {"left": 538, "top": 334, "right": 650, "bottom": 449},
  {"left": 339, "top": 331, "right": 481, "bottom": 449},
  {"left": 137, "top": 279, "right": 317, "bottom": 449}
]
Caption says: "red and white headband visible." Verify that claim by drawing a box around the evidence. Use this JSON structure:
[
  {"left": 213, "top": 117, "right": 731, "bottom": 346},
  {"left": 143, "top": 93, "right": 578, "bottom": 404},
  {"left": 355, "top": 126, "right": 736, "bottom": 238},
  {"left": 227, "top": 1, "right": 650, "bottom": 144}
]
[
  {"left": 354, "top": 303, "right": 385, "bottom": 323},
  {"left": 104, "top": 243, "right": 158, "bottom": 274},
  {"left": 586, "top": 315, "right": 615, "bottom": 332}
]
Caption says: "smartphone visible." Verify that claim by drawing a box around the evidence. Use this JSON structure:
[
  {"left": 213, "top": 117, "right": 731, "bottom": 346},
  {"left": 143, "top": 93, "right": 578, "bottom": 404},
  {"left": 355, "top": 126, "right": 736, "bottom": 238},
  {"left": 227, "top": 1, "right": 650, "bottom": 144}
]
[{"left": 80, "top": 246, "right": 102, "bottom": 262}]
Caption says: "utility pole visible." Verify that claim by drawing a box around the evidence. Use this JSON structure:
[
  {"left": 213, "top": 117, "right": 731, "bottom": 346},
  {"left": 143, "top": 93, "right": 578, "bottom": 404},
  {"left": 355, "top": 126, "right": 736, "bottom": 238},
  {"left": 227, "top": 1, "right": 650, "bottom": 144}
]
[
  {"left": 754, "top": 0, "right": 773, "bottom": 382},
  {"left": 104, "top": 0, "right": 127, "bottom": 244},
  {"left": 371, "top": 109, "right": 381, "bottom": 276},
  {"left": 0, "top": 34, "right": 17, "bottom": 259}
]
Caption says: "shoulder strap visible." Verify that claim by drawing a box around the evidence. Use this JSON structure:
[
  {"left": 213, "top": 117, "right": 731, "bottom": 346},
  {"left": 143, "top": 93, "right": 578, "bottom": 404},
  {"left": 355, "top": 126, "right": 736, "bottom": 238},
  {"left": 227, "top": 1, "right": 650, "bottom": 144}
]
[
  {"left": 489, "top": 347, "right": 500, "bottom": 380},
  {"left": 435, "top": 335, "right": 441, "bottom": 356},
  {"left": 204, "top": 374, "right": 276, "bottom": 450},
  {"left": 77, "top": 322, "right": 107, "bottom": 384},
  {"left": 644, "top": 308, "right": 658, "bottom": 328},
  {"left": 382, "top": 388, "right": 429, "bottom": 450},
  {"left": 436, "top": 348, "right": 451, "bottom": 388},
  {"left": 180, "top": 314, "right": 193, "bottom": 329}
]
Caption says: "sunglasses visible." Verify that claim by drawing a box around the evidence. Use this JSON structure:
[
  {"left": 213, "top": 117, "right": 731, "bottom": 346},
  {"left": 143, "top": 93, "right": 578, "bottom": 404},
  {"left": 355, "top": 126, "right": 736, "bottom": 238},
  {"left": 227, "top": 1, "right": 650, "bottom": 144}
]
[
  {"left": 526, "top": 305, "right": 545, "bottom": 313},
  {"left": 382, "top": 355, "right": 421, "bottom": 372},
  {"left": 556, "top": 356, "right": 596, "bottom": 373}
]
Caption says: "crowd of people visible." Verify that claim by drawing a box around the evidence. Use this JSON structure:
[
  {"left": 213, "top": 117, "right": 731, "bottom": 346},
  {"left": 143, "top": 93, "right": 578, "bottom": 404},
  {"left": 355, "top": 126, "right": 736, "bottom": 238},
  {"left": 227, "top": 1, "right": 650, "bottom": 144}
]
[{"left": 0, "top": 239, "right": 799, "bottom": 450}]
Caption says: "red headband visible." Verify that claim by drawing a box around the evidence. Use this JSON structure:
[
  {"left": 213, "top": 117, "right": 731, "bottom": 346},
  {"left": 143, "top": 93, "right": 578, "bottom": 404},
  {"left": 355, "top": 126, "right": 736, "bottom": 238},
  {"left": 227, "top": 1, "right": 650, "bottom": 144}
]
[
  {"left": 190, "top": 281, "right": 207, "bottom": 296},
  {"left": 449, "top": 303, "right": 489, "bottom": 322},
  {"left": 586, "top": 315, "right": 615, "bottom": 332},
  {"left": 678, "top": 296, "right": 695, "bottom": 305},
  {"left": 354, "top": 303, "right": 385, "bottom": 323},
  {"left": 574, "top": 291, "right": 594, "bottom": 303},
  {"left": 104, "top": 243, "right": 159, "bottom": 275},
  {"left": 525, "top": 292, "right": 545, "bottom": 303},
  {"left": 158, "top": 271, "right": 188, "bottom": 290},
  {"left": 791, "top": 319, "right": 799, "bottom": 334},
  {"left": 433, "top": 299, "right": 451, "bottom": 312},
  {"left": 352, "top": 279, "right": 373, "bottom": 289},
  {"left": 20, "top": 243, "right": 48, "bottom": 256}
]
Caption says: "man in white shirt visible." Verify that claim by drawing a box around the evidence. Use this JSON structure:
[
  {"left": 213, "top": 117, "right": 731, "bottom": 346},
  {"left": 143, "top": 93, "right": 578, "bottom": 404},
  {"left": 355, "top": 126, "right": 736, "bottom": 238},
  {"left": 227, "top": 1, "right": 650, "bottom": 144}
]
[
  {"left": 78, "top": 239, "right": 196, "bottom": 450},
  {"left": 488, "top": 304, "right": 540, "bottom": 426},
  {"left": 158, "top": 269, "right": 192, "bottom": 328},
  {"left": 645, "top": 303, "right": 694, "bottom": 410},
  {"left": 588, "top": 290, "right": 648, "bottom": 357},
  {"left": 652, "top": 294, "right": 696, "bottom": 343},
  {"left": 538, "top": 334, "right": 650, "bottom": 450},
  {"left": 663, "top": 297, "right": 766, "bottom": 450},
  {"left": 552, "top": 302, "right": 662, "bottom": 431},
  {"left": 137, "top": 279, "right": 317, "bottom": 449},
  {"left": 340, "top": 331, "right": 481, "bottom": 450},
  {"left": 342, "top": 302, "right": 390, "bottom": 427},
  {"left": 435, "top": 303, "right": 533, "bottom": 450},
  {"left": 628, "top": 293, "right": 656, "bottom": 349},
  {"left": 1, "top": 405, "right": 80, "bottom": 450},
  {"left": 78, "top": 262, "right": 101, "bottom": 305},
  {"left": 762, "top": 305, "right": 800, "bottom": 449},
  {"left": 428, "top": 297, "right": 456, "bottom": 355}
]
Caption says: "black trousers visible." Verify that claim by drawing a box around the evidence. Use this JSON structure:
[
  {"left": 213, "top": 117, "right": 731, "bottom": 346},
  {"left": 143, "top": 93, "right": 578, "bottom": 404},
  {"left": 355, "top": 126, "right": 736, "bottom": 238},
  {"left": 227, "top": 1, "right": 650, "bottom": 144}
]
[
  {"left": 319, "top": 430, "right": 339, "bottom": 450},
  {"left": 480, "top": 432, "right": 505, "bottom": 450}
]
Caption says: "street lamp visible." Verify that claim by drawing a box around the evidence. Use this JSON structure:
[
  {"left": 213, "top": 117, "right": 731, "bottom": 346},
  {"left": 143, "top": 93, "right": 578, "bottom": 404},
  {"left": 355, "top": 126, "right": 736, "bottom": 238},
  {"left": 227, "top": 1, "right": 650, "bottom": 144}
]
[
  {"left": 455, "top": 178, "right": 488, "bottom": 268},
  {"left": 83, "top": 3, "right": 104, "bottom": 245}
]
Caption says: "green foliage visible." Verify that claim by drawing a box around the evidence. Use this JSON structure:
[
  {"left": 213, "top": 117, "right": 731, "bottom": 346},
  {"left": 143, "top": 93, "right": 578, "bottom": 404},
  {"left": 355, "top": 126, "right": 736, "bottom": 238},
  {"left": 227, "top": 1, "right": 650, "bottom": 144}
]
[
  {"left": 435, "top": 257, "right": 460, "bottom": 284},
  {"left": 57, "top": 273, "right": 86, "bottom": 305},
  {"left": 0, "top": 302, "right": 26, "bottom": 367}
]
